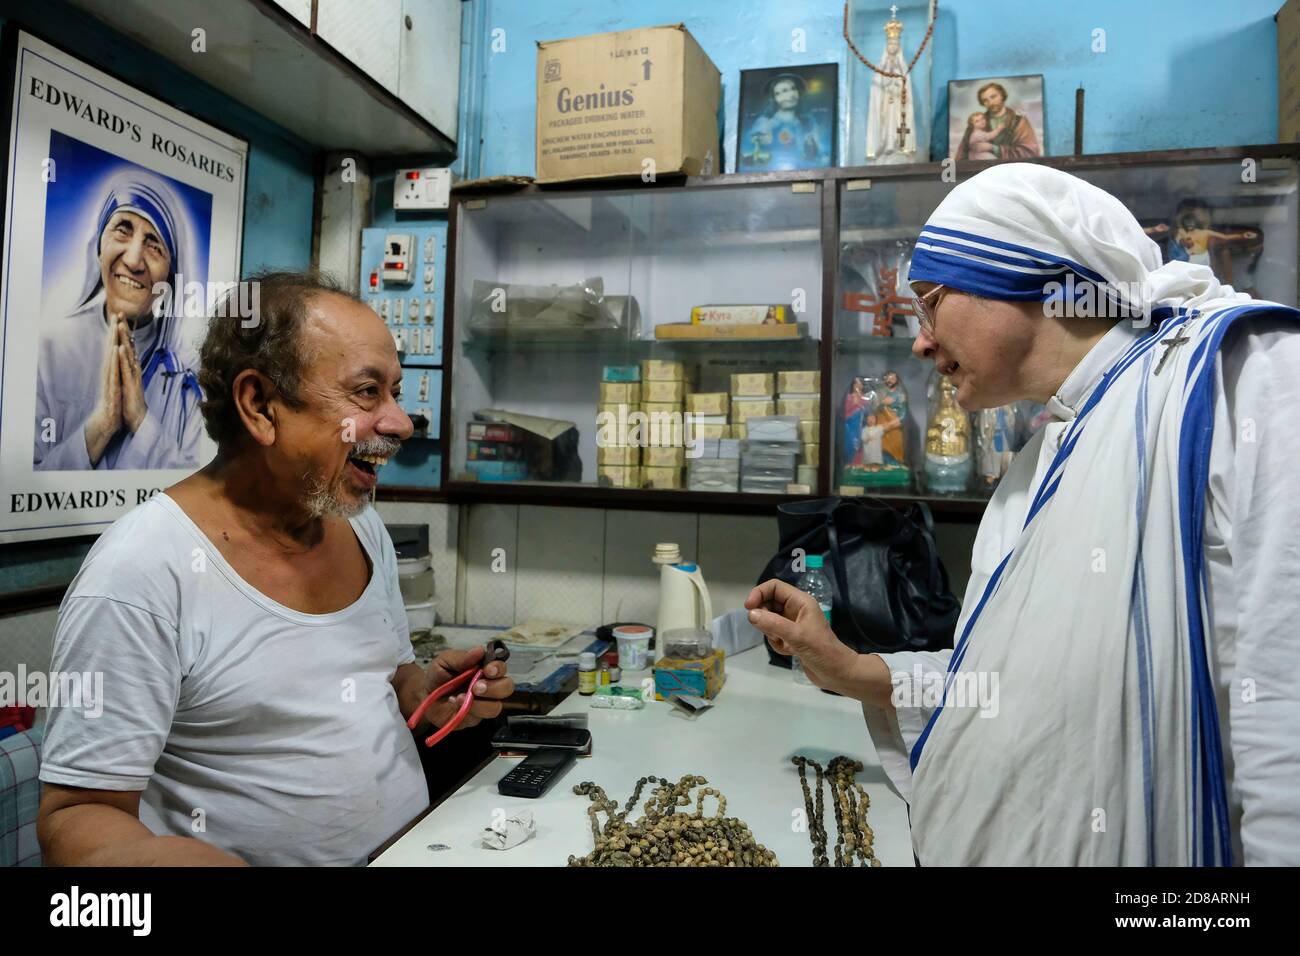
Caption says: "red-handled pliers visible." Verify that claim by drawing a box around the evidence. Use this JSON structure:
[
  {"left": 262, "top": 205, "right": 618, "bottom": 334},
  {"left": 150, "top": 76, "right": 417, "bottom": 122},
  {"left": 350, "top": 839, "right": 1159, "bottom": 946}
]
[{"left": 407, "top": 640, "right": 511, "bottom": 747}]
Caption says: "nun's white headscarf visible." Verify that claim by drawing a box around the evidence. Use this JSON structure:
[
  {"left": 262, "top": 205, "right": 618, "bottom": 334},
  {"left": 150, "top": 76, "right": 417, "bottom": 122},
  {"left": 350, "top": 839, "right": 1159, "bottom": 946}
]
[{"left": 908, "top": 163, "right": 1246, "bottom": 319}]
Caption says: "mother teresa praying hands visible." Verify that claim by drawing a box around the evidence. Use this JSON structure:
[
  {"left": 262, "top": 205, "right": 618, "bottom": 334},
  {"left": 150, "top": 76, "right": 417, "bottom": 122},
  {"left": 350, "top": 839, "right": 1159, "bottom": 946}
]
[{"left": 747, "top": 164, "right": 1300, "bottom": 867}]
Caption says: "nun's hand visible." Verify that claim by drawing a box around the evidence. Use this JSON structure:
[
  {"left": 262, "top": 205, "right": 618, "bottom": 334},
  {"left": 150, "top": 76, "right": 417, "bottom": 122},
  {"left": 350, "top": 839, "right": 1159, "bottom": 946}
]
[
  {"left": 745, "top": 578, "right": 857, "bottom": 693},
  {"left": 85, "top": 312, "right": 124, "bottom": 465},
  {"left": 117, "top": 316, "right": 147, "bottom": 434}
]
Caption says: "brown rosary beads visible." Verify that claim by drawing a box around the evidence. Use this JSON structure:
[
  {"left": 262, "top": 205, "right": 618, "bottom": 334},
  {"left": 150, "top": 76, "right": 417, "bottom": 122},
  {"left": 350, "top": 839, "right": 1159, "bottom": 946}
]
[
  {"left": 793, "top": 755, "right": 880, "bottom": 867},
  {"left": 567, "top": 774, "right": 779, "bottom": 867}
]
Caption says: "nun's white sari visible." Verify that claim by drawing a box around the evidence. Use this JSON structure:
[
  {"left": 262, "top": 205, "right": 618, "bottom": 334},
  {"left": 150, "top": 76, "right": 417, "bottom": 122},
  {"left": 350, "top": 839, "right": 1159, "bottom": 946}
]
[{"left": 866, "top": 164, "right": 1300, "bottom": 865}]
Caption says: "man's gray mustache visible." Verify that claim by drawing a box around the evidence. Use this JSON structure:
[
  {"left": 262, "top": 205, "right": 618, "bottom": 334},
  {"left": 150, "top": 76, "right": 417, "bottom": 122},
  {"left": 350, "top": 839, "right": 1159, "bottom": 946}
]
[{"left": 351, "top": 437, "right": 402, "bottom": 458}]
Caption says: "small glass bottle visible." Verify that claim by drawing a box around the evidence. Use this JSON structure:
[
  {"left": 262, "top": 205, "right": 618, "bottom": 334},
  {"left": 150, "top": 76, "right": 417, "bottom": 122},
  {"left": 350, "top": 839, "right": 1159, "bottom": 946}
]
[{"left": 578, "top": 651, "right": 598, "bottom": 695}]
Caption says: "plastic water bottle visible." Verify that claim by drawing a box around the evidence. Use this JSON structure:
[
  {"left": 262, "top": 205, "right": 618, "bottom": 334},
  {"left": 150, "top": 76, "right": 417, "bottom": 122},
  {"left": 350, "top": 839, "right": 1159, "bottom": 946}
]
[{"left": 793, "top": 554, "right": 833, "bottom": 685}]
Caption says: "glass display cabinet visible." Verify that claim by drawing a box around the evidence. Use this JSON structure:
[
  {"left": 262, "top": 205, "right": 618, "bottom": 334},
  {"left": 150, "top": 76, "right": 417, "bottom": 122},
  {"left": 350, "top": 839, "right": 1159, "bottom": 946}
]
[
  {"left": 442, "top": 177, "right": 828, "bottom": 509},
  {"left": 414, "top": 145, "right": 1300, "bottom": 518}
]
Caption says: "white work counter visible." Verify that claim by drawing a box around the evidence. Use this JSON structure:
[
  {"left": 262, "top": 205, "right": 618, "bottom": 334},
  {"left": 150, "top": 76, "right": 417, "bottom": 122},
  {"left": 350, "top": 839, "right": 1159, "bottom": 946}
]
[{"left": 372, "top": 644, "right": 914, "bottom": 867}]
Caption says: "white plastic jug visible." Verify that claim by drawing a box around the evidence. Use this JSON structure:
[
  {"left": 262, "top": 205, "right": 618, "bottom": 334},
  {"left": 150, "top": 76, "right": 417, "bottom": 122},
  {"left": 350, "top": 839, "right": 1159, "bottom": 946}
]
[{"left": 654, "top": 543, "right": 713, "bottom": 636}]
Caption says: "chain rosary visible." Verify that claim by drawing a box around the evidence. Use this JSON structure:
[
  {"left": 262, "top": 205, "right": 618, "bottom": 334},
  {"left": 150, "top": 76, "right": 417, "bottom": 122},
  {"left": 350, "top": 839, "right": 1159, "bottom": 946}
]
[
  {"left": 843, "top": 1, "right": 938, "bottom": 145},
  {"left": 793, "top": 755, "right": 880, "bottom": 867},
  {"left": 567, "top": 774, "right": 779, "bottom": 867}
]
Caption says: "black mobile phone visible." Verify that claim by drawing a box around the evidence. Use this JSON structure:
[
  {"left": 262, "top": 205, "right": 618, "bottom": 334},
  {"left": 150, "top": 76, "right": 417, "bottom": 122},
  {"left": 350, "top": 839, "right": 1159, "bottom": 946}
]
[
  {"left": 497, "top": 747, "right": 577, "bottom": 798},
  {"left": 491, "top": 724, "right": 592, "bottom": 752}
]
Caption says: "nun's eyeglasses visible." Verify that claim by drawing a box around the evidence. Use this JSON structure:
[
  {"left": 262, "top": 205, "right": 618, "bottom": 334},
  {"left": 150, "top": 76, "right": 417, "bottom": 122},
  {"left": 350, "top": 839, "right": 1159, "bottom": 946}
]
[{"left": 913, "top": 284, "right": 947, "bottom": 335}]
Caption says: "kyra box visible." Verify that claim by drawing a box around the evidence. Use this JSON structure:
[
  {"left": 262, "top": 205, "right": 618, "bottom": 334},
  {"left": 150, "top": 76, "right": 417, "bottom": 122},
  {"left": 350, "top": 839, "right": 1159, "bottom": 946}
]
[{"left": 535, "top": 24, "right": 721, "bottom": 184}]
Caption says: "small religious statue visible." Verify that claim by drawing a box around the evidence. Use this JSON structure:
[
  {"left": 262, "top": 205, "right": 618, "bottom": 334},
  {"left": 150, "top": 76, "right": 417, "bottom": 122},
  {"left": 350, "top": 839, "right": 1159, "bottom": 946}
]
[
  {"left": 841, "top": 372, "right": 911, "bottom": 489},
  {"left": 975, "top": 403, "right": 1019, "bottom": 489},
  {"left": 864, "top": 7, "right": 918, "bottom": 164},
  {"left": 924, "top": 374, "right": 972, "bottom": 493}
]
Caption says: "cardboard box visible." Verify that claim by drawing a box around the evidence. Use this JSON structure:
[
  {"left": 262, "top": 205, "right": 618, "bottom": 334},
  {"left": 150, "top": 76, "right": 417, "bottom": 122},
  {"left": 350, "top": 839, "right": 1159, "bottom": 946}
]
[
  {"left": 641, "top": 359, "right": 687, "bottom": 381},
  {"left": 777, "top": 397, "right": 821, "bottom": 420},
  {"left": 599, "top": 382, "right": 641, "bottom": 404},
  {"left": 686, "top": 392, "right": 729, "bottom": 416},
  {"left": 598, "top": 464, "right": 642, "bottom": 488},
  {"left": 691, "top": 304, "right": 791, "bottom": 325},
  {"left": 778, "top": 370, "right": 821, "bottom": 393},
  {"left": 535, "top": 24, "right": 721, "bottom": 184},
  {"left": 643, "top": 465, "right": 683, "bottom": 489},
  {"left": 602, "top": 364, "right": 641, "bottom": 382},
  {"left": 731, "top": 399, "right": 776, "bottom": 423},
  {"left": 643, "top": 445, "right": 685, "bottom": 468},
  {"left": 642, "top": 401, "right": 683, "bottom": 417},
  {"left": 597, "top": 445, "right": 640, "bottom": 465},
  {"left": 801, "top": 442, "right": 820, "bottom": 466},
  {"left": 730, "top": 372, "right": 775, "bottom": 397},
  {"left": 643, "top": 380, "right": 686, "bottom": 403},
  {"left": 1282, "top": 0, "right": 1300, "bottom": 140},
  {"left": 693, "top": 422, "right": 728, "bottom": 440},
  {"left": 797, "top": 420, "right": 820, "bottom": 444},
  {"left": 654, "top": 648, "right": 725, "bottom": 700}
]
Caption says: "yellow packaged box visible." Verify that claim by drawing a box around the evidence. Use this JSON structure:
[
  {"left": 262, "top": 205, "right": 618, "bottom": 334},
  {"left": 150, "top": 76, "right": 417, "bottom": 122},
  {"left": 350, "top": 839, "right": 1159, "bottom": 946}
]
[
  {"left": 642, "top": 401, "right": 683, "bottom": 417},
  {"left": 777, "top": 397, "right": 821, "bottom": 420},
  {"left": 729, "top": 423, "right": 746, "bottom": 439},
  {"left": 731, "top": 399, "right": 776, "bottom": 423},
  {"left": 641, "top": 359, "right": 687, "bottom": 382},
  {"left": 654, "top": 648, "right": 725, "bottom": 700},
  {"left": 685, "top": 392, "right": 729, "bottom": 416},
  {"left": 643, "top": 446, "right": 685, "bottom": 468},
  {"left": 643, "top": 465, "right": 683, "bottom": 489},
  {"left": 599, "top": 382, "right": 640, "bottom": 404},
  {"left": 777, "top": 370, "right": 820, "bottom": 393},
  {"left": 801, "top": 443, "right": 820, "bottom": 466},
  {"left": 692, "top": 423, "right": 728, "bottom": 440},
  {"left": 730, "top": 372, "right": 775, "bottom": 397},
  {"left": 535, "top": 24, "right": 721, "bottom": 184},
  {"left": 598, "top": 465, "right": 642, "bottom": 488},
  {"left": 643, "top": 380, "right": 686, "bottom": 403},
  {"left": 690, "top": 304, "right": 790, "bottom": 325},
  {"left": 596, "top": 401, "right": 636, "bottom": 418},
  {"left": 798, "top": 420, "right": 820, "bottom": 444},
  {"left": 597, "top": 445, "right": 639, "bottom": 465}
]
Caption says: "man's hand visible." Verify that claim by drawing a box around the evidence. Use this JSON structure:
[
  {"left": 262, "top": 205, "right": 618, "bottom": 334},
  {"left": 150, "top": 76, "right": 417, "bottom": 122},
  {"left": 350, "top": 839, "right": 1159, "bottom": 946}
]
[{"left": 419, "top": 645, "right": 514, "bottom": 731}]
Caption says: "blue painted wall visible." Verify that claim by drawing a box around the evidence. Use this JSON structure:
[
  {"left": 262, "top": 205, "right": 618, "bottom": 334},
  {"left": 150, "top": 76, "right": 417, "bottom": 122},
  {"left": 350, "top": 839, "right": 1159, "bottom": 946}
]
[
  {"left": 467, "top": 0, "right": 1283, "bottom": 176},
  {"left": 0, "top": 0, "right": 318, "bottom": 596}
]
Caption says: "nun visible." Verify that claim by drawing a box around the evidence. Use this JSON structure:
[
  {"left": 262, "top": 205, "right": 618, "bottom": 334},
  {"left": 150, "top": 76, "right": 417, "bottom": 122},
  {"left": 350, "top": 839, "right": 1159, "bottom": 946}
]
[{"left": 34, "top": 169, "right": 203, "bottom": 470}]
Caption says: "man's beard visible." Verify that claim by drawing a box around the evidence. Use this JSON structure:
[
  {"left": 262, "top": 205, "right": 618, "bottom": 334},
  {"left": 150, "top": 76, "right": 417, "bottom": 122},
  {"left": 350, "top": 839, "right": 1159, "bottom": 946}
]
[
  {"left": 300, "top": 436, "right": 402, "bottom": 519},
  {"left": 301, "top": 472, "right": 369, "bottom": 519}
]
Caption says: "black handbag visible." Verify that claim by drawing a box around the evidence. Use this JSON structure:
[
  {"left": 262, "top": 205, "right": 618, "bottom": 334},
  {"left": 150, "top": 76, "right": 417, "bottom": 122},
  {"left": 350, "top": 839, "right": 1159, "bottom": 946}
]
[{"left": 756, "top": 496, "right": 960, "bottom": 666}]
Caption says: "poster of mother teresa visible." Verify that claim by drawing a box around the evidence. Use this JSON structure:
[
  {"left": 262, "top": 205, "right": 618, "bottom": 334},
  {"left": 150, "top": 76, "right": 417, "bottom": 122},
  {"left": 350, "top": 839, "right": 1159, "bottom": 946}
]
[{"left": 34, "top": 133, "right": 209, "bottom": 471}]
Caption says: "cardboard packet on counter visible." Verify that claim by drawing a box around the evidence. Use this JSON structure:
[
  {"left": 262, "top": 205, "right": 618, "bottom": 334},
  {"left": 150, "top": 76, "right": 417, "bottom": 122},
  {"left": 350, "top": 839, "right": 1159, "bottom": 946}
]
[
  {"left": 685, "top": 392, "right": 729, "bottom": 416},
  {"left": 641, "top": 359, "right": 687, "bottom": 382},
  {"left": 797, "top": 420, "right": 820, "bottom": 443},
  {"left": 597, "top": 445, "right": 639, "bottom": 465},
  {"left": 643, "top": 446, "right": 685, "bottom": 468},
  {"left": 598, "top": 465, "right": 642, "bottom": 488},
  {"left": 777, "top": 397, "right": 821, "bottom": 420},
  {"left": 731, "top": 399, "right": 777, "bottom": 423},
  {"left": 643, "top": 465, "right": 683, "bottom": 489}
]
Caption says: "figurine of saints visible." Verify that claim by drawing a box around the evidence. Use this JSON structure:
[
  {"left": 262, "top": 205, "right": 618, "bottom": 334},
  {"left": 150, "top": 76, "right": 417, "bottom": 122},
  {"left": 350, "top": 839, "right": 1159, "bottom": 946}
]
[
  {"left": 865, "top": 8, "right": 918, "bottom": 165},
  {"left": 924, "top": 374, "right": 972, "bottom": 493},
  {"left": 842, "top": 376, "right": 872, "bottom": 466},
  {"left": 976, "top": 403, "right": 1019, "bottom": 489},
  {"left": 841, "top": 374, "right": 912, "bottom": 489}
]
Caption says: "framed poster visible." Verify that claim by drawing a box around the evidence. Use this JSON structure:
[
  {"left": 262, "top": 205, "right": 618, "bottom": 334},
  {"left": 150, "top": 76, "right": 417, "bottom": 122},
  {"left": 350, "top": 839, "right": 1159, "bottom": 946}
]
[
  {"left": 736, "top": 63, "right": 837, "bottom": 173},
  {"left": 0, "top": 28, "right": 246, "bottom": 543},
  {"left": 948, "top": 74, "right": 1045, "bottom": 161}
]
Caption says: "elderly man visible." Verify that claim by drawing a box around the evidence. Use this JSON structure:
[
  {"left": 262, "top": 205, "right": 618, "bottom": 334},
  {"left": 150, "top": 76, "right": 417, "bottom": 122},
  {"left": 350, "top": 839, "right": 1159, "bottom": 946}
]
[
  {"left": 37, "top": 271, "right": 512, "bottom": 865},
  {"left": 748, "top": 164, "right": 1300, "bottom": 865}
]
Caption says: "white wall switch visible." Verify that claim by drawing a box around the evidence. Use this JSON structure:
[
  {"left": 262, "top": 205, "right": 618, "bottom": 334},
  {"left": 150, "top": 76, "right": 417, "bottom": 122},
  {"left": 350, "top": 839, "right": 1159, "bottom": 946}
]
[
  {"left": 382, "top": 233, "right": 414, "bottom": 283},
  {"left": 394, "top": 168, "right": 452, "bottom": 211}
]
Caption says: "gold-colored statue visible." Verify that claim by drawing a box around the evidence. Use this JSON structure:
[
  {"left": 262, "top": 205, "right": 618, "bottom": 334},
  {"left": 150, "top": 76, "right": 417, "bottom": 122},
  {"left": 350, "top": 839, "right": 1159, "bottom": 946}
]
[{"left": 924, "top": 374, "right": 972, "bottom": 493}]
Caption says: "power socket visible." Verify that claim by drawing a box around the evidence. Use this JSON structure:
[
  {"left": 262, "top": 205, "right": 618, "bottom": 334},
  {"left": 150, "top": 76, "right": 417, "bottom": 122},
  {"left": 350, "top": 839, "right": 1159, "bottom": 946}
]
[{"left": 394, "top": 168, "right": 452, "bottom": 211}]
